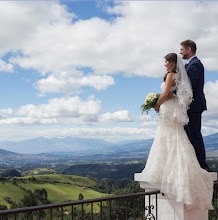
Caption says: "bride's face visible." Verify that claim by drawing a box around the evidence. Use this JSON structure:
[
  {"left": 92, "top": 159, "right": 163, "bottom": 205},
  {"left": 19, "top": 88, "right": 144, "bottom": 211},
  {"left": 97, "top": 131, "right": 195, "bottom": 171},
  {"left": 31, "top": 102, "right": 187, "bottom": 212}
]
[{"left": 164, "top": 59, "right": 171, "bottom": 71}]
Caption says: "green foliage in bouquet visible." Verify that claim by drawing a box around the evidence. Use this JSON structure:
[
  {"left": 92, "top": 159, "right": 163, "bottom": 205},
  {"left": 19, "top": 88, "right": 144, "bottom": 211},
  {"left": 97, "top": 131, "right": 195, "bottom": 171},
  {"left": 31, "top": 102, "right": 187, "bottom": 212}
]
[{"left": 141, "top": 92, "right": 161, "bottom": 114}]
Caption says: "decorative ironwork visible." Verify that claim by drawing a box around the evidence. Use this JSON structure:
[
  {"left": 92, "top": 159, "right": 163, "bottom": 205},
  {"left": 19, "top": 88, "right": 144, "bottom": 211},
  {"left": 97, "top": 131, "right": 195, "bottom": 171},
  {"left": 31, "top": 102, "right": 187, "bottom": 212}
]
[
  {"left": 145, "top": 205, "right": 155, "bottom": 220},
  {"left": 145, "top": 203, "right": 155, "bottom": 220},
  {"left": 145, "top": 214, "right": 156, "bottom": 220}
]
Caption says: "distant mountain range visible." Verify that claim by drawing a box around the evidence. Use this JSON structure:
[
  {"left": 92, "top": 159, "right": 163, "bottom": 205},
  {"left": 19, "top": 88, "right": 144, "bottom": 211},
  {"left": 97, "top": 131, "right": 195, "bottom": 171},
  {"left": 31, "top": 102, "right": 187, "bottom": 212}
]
[
  {"left": 0, "top": 137, "right": 117, "bottom": 154},
  {"left": 0, "top": 133, "right": 217, "bottom": 165}
]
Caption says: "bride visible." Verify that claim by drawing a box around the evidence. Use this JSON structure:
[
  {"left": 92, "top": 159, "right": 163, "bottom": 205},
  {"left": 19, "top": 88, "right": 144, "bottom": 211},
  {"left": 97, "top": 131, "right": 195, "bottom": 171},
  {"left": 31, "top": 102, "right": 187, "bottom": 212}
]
[{"left": 141, "top": 53, "right": 213, "bottom": 210}]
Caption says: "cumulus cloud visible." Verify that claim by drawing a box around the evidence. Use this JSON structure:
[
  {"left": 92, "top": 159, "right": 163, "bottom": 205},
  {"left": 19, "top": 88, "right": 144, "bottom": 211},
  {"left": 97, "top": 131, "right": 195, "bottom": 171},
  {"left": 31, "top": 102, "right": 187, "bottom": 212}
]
[
  {"left": 0, "top": 117, "right": 59, "bottom": 126},
  {"left": 200, "top": 80, "right": 218, "bottom": 135},
  {"left": 137, "top": 114, "right": 159, "bottom": 128},
  {"left": 0, "top": 1, "right": 217, "bottom": 140},
  {"left": 99, "top": 110, "right": 132, "bottom": 122},
  {"left": 0, "top": 97, "right": 132, "bottom": 126},
  {"left": 0, "top": 1, "right": 217, "bottom": 95},
  {"left": 0, "top": 97, "right": 101, "bottom": 125},
  {"left": 0, "top": 108, "right": 13, "bottom": 119},
  {"left": 0, "top": 60, "right": 13, "bottom": 72},
  {"left": 0, "top": 1, "right": 75, "bottom": 55},
  {"left": 36, "top": 73, "right": 115, "bottom": 95},
  {"left": 204, "top": 80, "right": 218, "bottom": 119},
  {"left": 16, "top": 96, "right": 101, "bottom": 119}
]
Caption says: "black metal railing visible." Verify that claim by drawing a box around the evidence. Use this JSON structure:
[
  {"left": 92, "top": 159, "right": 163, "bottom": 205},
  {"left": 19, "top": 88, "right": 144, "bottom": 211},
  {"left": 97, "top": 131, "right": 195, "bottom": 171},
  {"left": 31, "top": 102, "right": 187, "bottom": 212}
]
[
  {"left": 1, "top": 180, "right": 217, "bottom": 220},
  {"left": 0, "top": 190, "right": 160, "bottom": 220},
  {"left": 209, "top": 181, "right": 218, "bottom": 220}
]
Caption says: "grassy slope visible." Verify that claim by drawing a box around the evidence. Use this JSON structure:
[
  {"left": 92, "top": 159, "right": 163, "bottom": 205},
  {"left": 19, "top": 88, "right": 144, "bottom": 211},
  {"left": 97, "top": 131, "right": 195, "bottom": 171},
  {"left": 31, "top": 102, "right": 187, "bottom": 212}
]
[
  {"left": 22, "top": 168, "right": 57, "bottom": 175},
  {"left": 0, "top": 174, "right": 108, "bottom": 209},
  {"left": 0, "top": 182, "right": 27, "bottom": 206}
]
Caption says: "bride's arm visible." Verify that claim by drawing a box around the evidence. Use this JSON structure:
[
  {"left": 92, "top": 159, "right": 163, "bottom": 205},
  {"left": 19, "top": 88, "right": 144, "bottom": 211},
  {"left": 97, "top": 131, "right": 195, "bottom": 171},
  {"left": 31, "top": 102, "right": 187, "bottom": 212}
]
[{"left": 154, "top": 72, "right": 174, "bottom": 112}]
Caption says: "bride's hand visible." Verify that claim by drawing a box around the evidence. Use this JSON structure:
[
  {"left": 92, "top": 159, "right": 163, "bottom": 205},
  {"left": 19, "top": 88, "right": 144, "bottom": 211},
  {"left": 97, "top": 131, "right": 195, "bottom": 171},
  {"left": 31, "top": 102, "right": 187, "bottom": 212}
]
[{"left": 154, "top": 104, "right": 159, "bottom": 112}]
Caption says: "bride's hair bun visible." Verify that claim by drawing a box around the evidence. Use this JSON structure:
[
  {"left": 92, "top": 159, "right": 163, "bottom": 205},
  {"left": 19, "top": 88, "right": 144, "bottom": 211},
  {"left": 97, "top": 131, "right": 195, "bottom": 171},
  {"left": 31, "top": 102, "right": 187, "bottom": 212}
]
[{"left": 164, "top": 53, "right": 177, "bottom": 76}]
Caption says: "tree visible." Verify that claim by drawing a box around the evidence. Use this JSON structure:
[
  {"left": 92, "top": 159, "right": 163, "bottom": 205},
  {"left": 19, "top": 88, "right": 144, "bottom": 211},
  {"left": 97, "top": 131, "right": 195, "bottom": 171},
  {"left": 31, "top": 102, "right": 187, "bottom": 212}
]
[
  {"left": 99, "top": 182, "right": 144, "bottom": 219},
  {"left": 22, "top": 191, "right": 38, "bottom": 207},
  {"left": 34, "top": 188, "right": 49, "bottom": 204},
  {"left": 0, "top": 204, "right": 7, "bottom": 210},
  {"left": 78, "top": 193, "right": 84, "bottom": 200},
  {"left": 1, "top": 169, "right": 21, "bottom": 178},
  {"left": 20, "top": 191, "right": 44, "bottom": 220}
]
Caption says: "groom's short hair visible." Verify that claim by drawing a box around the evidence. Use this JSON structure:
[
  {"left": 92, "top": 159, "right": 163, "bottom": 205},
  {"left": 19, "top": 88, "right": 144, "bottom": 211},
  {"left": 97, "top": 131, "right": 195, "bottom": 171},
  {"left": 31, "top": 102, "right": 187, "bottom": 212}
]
[{"left": 180, "top": 40, "right": 197, "bottom": 54}]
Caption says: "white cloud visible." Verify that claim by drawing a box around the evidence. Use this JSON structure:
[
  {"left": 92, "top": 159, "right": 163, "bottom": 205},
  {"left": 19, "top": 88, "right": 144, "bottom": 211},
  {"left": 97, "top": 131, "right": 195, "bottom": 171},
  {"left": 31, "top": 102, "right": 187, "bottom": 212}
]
[
  {"left": 0, "top": 1, "right": 217, "bottom": 141},
  {"left": 0, "top": 1, "right": 217, "bottom": 95},
  {"left": 0, "top": 1, "right": 75, "bottom": 54},
  {"left": 137, "top": 114, "right": 159, "bottom": 128},
  {"left": 0, "top": 126, "right": 156, "bottom": 142},
  {"left": 0, "top": 98, "right": 132, "bottom": 126},
  {"left": 204, "top": 80, "right": 218, "bottom": 119},
  {"left": 200, "top": 80, "right": 218, "bottom": 136},
  {"left": 0, "top": 108, "right": 13, "bottom": 114},
  {"left": 0, "top": 108, "right": 13, "bottom": 119},
  {"left": 36, "top": 73, "right": 115, "bottom": 95},
  {"left": 80, "top": 75, "right": 115, "bottom": 90},
  {"left": 0, "top": 117, "right": 59, "bottom": 126},
  {"left": 16, "top": 96, "right": 101, "bottom": 119},
  {"left": 99, "top": 110, "right": 132, "bottom": 122},
  {"left": 0, "top": 59, "right": 13, "bottom": 72},
  {"left": 0, "top": 96, "right": 102, "bottom": 125},
  {"left": 202, "top": 123, "right": 218, "bottom": 137}
]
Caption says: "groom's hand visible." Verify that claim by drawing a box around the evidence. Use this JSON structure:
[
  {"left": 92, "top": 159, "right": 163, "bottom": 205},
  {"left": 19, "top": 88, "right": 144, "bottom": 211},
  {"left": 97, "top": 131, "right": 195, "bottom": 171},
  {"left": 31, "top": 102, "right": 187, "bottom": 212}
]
[{"left": 167, "top": 91, "right": 174, "bottom": 100}]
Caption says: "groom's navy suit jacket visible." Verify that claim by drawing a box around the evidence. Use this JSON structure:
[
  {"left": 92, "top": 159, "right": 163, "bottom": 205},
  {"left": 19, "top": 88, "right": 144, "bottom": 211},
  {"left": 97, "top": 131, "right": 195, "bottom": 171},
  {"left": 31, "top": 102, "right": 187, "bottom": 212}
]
[{"left": 186, "top": 57, "right": 207, "bottom": 113}]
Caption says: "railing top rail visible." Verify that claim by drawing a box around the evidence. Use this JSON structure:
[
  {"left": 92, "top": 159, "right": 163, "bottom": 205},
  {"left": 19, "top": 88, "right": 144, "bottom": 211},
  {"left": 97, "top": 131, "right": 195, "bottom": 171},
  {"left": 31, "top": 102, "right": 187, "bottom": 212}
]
[{"left": 0, "top": 190, "right": 160, "bottom": 215}]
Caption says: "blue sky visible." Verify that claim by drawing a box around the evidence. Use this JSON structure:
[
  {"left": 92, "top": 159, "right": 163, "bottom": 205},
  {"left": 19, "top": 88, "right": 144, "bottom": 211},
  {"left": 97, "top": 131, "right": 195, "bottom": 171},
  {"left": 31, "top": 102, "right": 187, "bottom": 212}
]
[{"left": 0, "top": 1, "right": 217, "bottom": 143}]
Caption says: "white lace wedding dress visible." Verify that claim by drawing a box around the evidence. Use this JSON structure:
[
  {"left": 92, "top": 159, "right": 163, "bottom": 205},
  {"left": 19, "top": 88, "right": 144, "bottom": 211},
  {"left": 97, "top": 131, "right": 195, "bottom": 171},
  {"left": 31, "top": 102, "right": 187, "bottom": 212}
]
[{"left": 141, "top": 81, "right": 213, "bottom": 210}]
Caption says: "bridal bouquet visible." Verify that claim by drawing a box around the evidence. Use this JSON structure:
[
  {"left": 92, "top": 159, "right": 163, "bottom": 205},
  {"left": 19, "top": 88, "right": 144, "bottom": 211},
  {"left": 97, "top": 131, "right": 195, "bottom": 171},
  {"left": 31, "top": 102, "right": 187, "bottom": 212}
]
[{"left": 141, "top": 92, "right": 161, "bottom": 114}]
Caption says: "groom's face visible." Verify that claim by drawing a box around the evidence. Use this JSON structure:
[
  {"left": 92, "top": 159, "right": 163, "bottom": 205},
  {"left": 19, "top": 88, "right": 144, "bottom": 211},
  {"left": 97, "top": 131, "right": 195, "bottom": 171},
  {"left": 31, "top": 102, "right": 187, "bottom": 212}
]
[{"left": 180, "top": 46, "right": 189, "bottom": 59}]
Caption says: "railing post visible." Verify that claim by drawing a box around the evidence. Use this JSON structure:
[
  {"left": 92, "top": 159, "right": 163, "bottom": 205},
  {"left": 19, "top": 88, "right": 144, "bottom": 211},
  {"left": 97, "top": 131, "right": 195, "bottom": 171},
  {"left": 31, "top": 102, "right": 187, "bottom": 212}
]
[
  {"left": 71, "top": 205, "right": 74, "bottom": 220},
  {"left": 117, "top": 199, "right": 120, "bottom": 220},
  {"left": 50, "top": 208, "right": 52, "bottom": 220},
  {"left": 100, "top": 201, "right": 103, "bottom": 220},
  {"left": 91, "top": 203, "right": 93, "bottom": 220},
  {"left": 109, "top": 200, "right": 111, "bottom": 220},
  {"left": 81, "top": 203, "right": 84, "bottom": 219}
]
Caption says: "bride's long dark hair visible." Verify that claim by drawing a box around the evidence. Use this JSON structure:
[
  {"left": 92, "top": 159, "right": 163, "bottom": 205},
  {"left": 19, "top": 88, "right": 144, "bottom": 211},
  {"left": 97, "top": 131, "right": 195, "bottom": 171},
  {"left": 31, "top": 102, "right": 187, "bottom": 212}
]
[{"left": 163, "top": 53, "right": 177, "bottom": 81}]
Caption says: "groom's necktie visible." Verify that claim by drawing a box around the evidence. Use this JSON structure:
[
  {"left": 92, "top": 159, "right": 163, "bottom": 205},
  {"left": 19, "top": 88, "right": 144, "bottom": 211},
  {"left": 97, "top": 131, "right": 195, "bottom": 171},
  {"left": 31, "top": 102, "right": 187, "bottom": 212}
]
[{"left": 185, "top": 63, "right": 188, "bottom": 69}]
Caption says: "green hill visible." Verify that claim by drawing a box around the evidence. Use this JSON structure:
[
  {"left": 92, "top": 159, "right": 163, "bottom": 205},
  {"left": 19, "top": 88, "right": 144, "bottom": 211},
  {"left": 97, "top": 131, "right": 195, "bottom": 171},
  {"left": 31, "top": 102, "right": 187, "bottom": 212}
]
[
  {"left": 0, "top": 174, "right": 109, "bottom": 209},
  {"left": 22, "top": 168, "right": 57, "bottom": 176}
]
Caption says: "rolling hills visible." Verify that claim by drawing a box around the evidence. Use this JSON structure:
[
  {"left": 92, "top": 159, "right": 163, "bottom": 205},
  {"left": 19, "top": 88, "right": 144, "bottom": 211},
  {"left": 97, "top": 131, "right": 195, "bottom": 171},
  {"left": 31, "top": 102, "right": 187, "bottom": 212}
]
[{"left": 0, "top": 174, "right": 108, "bottom": 209}]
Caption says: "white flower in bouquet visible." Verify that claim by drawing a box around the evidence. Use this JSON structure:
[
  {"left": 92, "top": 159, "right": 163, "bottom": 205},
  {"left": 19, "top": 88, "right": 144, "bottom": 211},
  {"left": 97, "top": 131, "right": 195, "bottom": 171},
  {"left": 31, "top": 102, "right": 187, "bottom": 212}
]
[{"left": 141, "top": 92, "right": 161, "bottom": 114}]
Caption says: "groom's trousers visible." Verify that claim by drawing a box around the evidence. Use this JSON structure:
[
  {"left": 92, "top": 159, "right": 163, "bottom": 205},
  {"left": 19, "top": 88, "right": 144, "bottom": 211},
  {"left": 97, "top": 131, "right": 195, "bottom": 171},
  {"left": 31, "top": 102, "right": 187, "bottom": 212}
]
[{"left": 184, "top": 112, "right": 208, "bottom": 169}]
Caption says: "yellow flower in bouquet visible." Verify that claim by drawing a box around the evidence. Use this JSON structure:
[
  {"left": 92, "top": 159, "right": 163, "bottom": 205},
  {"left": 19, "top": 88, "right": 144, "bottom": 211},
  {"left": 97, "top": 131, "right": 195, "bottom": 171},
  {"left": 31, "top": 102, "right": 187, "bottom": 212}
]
[{"left": 141, "top": 92, "right": 161, "bottom": 114}]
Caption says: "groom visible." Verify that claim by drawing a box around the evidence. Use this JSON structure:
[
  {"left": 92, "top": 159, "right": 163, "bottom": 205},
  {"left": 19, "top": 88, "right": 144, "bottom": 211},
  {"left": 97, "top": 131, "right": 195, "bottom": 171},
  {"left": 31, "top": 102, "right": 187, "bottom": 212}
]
[{"left": 180, "top": 40, "right": 208, "bottom": 170}]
